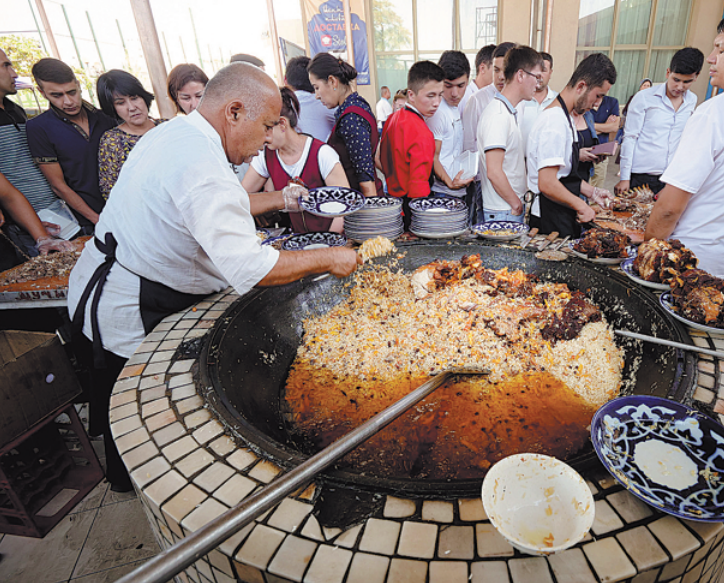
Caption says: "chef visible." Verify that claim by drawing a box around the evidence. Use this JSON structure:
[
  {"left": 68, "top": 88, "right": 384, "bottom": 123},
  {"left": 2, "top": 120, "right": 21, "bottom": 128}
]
[
  {"left": 645, "top": 19, "right": 724, "bottom": 278},
  {"left": 68, "top": 62, "right": 360, "bottom": 491}
]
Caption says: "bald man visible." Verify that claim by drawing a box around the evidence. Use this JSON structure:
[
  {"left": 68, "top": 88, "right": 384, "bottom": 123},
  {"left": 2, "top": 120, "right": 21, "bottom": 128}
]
[{"left": 67, "top": 63, "right": 359, "bottom": 492}]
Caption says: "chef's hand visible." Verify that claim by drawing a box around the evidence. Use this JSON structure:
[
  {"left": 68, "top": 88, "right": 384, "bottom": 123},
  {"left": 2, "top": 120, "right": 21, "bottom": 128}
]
[
  {"left": 576, "top": 203, "right": 597, "bottom": 224},
  {"left": 590, "top": 187, "right": 613, "bottom": 209},
  {"left": 35, "top": 237, "right": 75, "bottom": 255},
  {"left": 41, "top": 221, "right": 62, "bottom": 237},
  {"left": 328, "top": 247, "right": 363, "bottom": 278},
  {"left": 614, "top": 180, "right": 630, "bottom": 196},
  {"left": 282, "top": 184, "right": 308, "bottom": 212}
]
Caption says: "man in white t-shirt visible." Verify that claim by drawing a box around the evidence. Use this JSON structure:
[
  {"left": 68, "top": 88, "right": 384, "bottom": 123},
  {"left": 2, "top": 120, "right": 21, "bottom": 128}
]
[
  {"left": 526, "top": 53, "right": 616, "bottom": 237},
  {"left": 459, "top": 44, "right": 495, "bottom": 116},
  {"left": 376, "top": 86, "right": 393, "bottom": 132},
  {"left": 427, "top": 50, "right": 474, "bottom": 199},
  {"left": 645, "top": 20, "right": 724, "bottom": 277},
  {"left": 516, "top": 52, "right": 557, "bottom": 156},
  {"left": 478, "top": 46, "right": 542, "bottom": 223}
]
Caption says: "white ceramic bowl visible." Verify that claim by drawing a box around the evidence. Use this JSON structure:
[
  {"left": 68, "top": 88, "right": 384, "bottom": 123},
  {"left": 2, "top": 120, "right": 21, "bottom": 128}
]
[{"left": 481, "top": 453, "right": 594, "bottom": 556}]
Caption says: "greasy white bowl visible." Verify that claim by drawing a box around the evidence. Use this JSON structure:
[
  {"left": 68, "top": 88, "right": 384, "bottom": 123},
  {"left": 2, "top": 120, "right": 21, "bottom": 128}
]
[{"left": 481, "top": 453, "right": 594, "bottom": 556}]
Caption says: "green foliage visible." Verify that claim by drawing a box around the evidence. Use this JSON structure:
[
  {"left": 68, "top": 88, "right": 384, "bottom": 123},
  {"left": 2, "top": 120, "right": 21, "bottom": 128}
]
[{"left": 373, "top": 0, "right": 412, "bottom": 53}]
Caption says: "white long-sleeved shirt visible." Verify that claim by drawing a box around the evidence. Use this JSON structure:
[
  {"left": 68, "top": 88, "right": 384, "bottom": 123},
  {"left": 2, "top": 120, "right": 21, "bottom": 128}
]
[{"left": 619, "top": 83, "right": 697, "bottom": 181}]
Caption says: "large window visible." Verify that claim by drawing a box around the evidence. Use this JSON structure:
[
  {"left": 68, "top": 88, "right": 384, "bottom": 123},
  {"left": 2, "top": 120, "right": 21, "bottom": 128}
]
[
  {"left": 372, "top": 0, "right": 498, "bottom": 91},
  {"left": 576, "top": 0, "right": 692, "bottom": 105}
]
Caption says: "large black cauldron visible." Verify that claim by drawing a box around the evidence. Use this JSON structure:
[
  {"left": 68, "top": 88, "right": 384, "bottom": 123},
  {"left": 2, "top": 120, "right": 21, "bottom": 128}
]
[{"left": 199, "top": 242, "right": 696, "bottom": 497}]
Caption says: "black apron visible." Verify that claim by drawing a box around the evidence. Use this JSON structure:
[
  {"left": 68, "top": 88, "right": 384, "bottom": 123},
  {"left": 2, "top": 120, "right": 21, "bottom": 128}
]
[
  {"left": 539, "top": 95, "right": 583, "bottom": 239},
  {"left": 71, "top": 232, "right": 206, "bottom": 368}
]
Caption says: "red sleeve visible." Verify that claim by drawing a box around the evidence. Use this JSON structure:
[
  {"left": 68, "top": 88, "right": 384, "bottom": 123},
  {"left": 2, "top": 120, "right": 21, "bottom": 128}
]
[{"left": 406, "top": 121, "right": 434, "bottom": 198}]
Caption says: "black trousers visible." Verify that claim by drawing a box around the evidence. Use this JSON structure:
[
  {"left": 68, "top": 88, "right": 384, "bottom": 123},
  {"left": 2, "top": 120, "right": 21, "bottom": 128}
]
[
  {"left": 73, "top": 333, "right": 131, "bottom": 488},
  {"left": 630, "top": 172, "right": 665, "bottom": 195}
]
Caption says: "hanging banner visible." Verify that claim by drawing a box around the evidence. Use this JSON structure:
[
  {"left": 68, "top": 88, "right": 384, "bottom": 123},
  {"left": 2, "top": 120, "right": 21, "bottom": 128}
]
[{"left": 304, "top": 0, "right": 370, "bottom": 85}]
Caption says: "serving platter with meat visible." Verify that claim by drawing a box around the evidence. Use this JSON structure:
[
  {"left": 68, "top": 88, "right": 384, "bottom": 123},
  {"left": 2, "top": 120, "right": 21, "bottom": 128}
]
[
  {"left": 569, "top": 228, "right": 632, "bottom": 264},
  {"left": 594, "top": 186, "right": 655, "bottom": 243},
  {"left": 200, "top": 243, "right": 695, "bottom": 496}
]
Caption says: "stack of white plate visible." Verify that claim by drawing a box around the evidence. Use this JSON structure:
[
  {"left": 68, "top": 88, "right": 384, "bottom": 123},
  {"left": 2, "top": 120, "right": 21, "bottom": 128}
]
[
  {"left": 409, "top": 197, "right": 468, "bottom": 238},
  {"left": 344, "top": 196, "right": 404, "bottom": 242}
]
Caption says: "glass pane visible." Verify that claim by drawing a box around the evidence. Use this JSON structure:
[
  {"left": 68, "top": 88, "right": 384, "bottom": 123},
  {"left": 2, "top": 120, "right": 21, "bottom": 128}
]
[
  {"left": 610, "top": 50, "right": 646, "bottom": 104},
  {"left": 578, "top": 0, "right": 615, "bottom": 47},
  {"left": 373, "top": 0, "right": 414, "bottom": 52},
  {"left": 418, "top": 52, "right": 444, "bottom": 64},
  {"left": 376, "top": 54, "right": 415, "bottom": 93},
  {"left": 652, "top": 0, "right": 692, "bottom": 46},
  {"left": 417, "top": 0, "right": 453, "bottom": 51},
  {"left": 616, "top": 0, "right": 653, "bottom": 45},
  {"left": 575, "top": 50, "right": 609, "bottom": 67},
  {"left": 648, "top": 49, "right": 676, "bottom": 82},
  {"left": 459, "top": 0, "right": 498, "bottom": 50}
]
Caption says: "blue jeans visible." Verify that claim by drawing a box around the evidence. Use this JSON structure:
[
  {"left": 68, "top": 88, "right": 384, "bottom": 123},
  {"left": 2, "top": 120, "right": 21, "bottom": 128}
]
[{"left": 480, "top": 208, "right": 525, "bottom": 223}]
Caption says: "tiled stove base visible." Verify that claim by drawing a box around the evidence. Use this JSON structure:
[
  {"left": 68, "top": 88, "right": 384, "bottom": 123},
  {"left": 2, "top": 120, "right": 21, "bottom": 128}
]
[{"left": 110, "top": 289, "right": 724, "bottom": 583}]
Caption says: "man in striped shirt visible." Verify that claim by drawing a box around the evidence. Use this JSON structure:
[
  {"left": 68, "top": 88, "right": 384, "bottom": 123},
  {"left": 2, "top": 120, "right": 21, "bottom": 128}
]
[{"left": 0, "top": 48, "right": 72, "bottom": 257}]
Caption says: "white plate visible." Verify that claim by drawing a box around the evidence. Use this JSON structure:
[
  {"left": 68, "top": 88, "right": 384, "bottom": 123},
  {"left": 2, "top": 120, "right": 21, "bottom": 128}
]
[
  {"left": 620, "top": 258, "right": 670, "bottom": 291},
  {"left": 300, "top": 187, "right": 365, "bottom": 217},
  {"left": 472, "top": 220, "right": 529, "bottom": 241},
  {"left": 409, "top": 228, "right": 469, "bottom": 239},
  {"left": 660, "top": 293, "right": 724, "bottom": 335},
  {"left": 568, "top": 240, "right": 634, "bottom": 265}
]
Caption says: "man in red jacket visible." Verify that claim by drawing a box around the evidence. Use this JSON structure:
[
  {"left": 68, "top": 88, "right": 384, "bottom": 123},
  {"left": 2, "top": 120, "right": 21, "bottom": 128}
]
[{"left": 380, "top": 60, "right": 445, "bottom": 228}]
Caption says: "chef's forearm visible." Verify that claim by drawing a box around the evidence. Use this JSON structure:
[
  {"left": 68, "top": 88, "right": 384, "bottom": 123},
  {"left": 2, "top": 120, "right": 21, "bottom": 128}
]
[
  {"left": 259, "top": 247, "right": 360, "bottom": 285},
  {"left": 644, "top": 184, "right": 691, "bottom": 241},
  {"left": 0, "top": 173, "right": 48, "bottom": 241},
  {"left": 249, "top": 191, "right": 284, "bottom": 216}
]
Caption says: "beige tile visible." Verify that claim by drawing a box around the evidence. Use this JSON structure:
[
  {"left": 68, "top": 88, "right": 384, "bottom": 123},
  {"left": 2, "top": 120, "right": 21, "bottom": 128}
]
[
  {"left": 176, "top": 449, "right": 213, "bottom": 478},
  {"left": 208, "top": 435, "right": 236, "bottom": 457},
  {"left": 398, "top": 521, "right": 437, "bottom": 558},
  {"left": 630, "top": 570, "right": 660, "bottom": 583},
  {"left": 690, "top": 538, "right": 715, "bottom": 570},
  {"left": 130, "top": 456, "right": 172, "bottom": 488},
  {"left": 123, "top": 441, "right": 160, "bottom": 471},
  {"left": 439, "top": 525, "right": 475, "bottom": 559},
  {"left": 142, "top": 397, "right": 171, "bottom": 418},
  {"left": 387, "top": 558, "right": 427, "bottom": 583},
  {"left": 170, "top": 373, "right": 194, "bottom": 388},
  {"left": 115, "top": 427, "right": 151, "bottom": 454},
  {"left": 606, "top": 490, "right": 654, "bottom": 523},
  {"left": 177, "top": 395, "right": 205, "bottom": 415},
  {"left": 69, "top": 559, "right": 150, "bottom": 583},
  {"left": 139, "top": 386, "right": 167, "bottom": 404},
  {"left": 616, "top": 526, "right": 669, "bottom": 571},
  {"left": 169, "top": 359, "right": 195, "bottom": 374},
  {"left": 113, "top": 376, "right": 140, "bottom": 392},
  {"left": 219, "top": 522, "right": 255, "bottom": 557},
  {"left": 227, "top": 448, "right": 258, "bottom": 470},
  {"left": 236, "top": 524, "right": 287, "bottom": 570},
  {"left": 144, "top": 362, "right": 170, "bottom": 376},
  {"left": 162, "top": 435, "right": 198, "bottom": 462},
  {"left": 683, "top": 519, "right": 724, "bottom": 543},
  {"left": 162, "top": 485, "right": 208, "bottom": 532},
  {"left": 139, "top": 377, "right": 164, "bottom": 393},
  {"left": 110, "top": 390, "right": 136, "bottom": 408},
  {"left": 152, "top": 422, "right": 186, "bottom": 447},
  {"left": 470, "top": 561, "right": 510, "bottom": 583},
  {"left": 268, "top": 498, "right": 313, "bottom": 533},
  {"left": 429, "top": 561, "right": 468, "bottom": 583},
  {"left": 384, "top": 495, "right": 417, "bottom": 518},
  {"left": 208, "top": 548, "right": 235, "bottom": 578},
  {"left": 682, "top": 560, "right": 705, "bottom": 583},
  {"left": 475, "top": 523, "right": 515, "bottom": 557},
  {"left": 649, "top": 516, "right": 701, "bottom": 560},
  {"left": 73, "top": 499, "right": 160, "bottom": 577},
  {"left": 145, "top": 410, "right": 177, "bottom": 432},
  {"left": 248, "top": 459, "right": 282, "bottom": 483},
  {"left": 459, "top": 498, "right": 487, "bottom": 521},
  {"left": 267, "top": 535, "right": 317, "bottom": 581},
  {"left": 323, "top": 526, "right": 342, "bottom": 541},
  {"left": 421, "top": 500, "right": 454, "bottom": 522},
  {"left": 333, "top": 524, "right": 362, "bottom": 548},
  {"left": 144, "top": 470, "right": 188, "bottom": 514},
  {"left": 214, "top": 474, "right": 258, "bottom": 507},
  {"left": 583, "top": 538, "right": 637, "bottom": 582},
  {"left": 192, "top": 420, "right": 224, "bottom": 445},
  {"left": 111, "top": 414, "right": 142, "bottom": 438},
  {"left": 359, "top": 518, "right": 401, "bottom": 555},
  {"left": 509, "top": 557, "right": 554, "bottom": 583},
  {"left": 185, "top": 408, "right": 212, "bottom": 429},
  {"left": 547, "top": 548, "right": 597, "bottom": 583},
  {"left": 172, "top": 384, "right": 197, "bottom": 401},
  {"left": 303, "top": 545, "right": 353, "bottom": 583},
  {"left": 233, "top": 561, "right": 265, "bottom": 583},
  {"left": 149, "top": 350, "right": 173, "bottom": 364},
  {"left": 194, "top": 462, "right": 236, "bottom": 493},
  {"left": 345, "top": 552, "right": 389, "bottom": 583},
  {"left": 119, "top": 363, "right": 146, "bottom": 378},
  {"left": 301, "top": 515, "right": 324, "bottom": 542},
  {"left": 591, "top": 499, "right": 624, "bottom": 535},
  {"left": 659, "top": 554, "right": 692, "bottom": 580},
  {"left": 0, "top": 509, "right": 95, "bottom": 582},
  {"left": 181, "top": 498, "right": 229, "bottom": 532}
]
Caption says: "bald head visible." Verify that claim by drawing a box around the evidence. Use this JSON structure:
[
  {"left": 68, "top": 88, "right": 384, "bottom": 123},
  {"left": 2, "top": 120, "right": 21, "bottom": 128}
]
[{"left": 197, "top": 62, "right": 282, "bottom": 165}]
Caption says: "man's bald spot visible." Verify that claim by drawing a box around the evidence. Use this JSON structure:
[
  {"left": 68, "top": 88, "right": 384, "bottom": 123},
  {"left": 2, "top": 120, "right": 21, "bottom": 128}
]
[{"left": 199, "top": 62, "right": 279, "bottom": 120}]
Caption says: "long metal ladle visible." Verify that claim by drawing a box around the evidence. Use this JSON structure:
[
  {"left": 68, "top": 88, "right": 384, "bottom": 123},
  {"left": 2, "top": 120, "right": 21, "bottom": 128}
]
[{"left": 115, "top": 367, "right": 489, "bottom": 583}]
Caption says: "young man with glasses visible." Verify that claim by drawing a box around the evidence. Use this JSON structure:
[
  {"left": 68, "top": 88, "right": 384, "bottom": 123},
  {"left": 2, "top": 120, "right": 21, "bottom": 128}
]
[{"left": 478, "top": 46, "right": 543, "bottom": 223}]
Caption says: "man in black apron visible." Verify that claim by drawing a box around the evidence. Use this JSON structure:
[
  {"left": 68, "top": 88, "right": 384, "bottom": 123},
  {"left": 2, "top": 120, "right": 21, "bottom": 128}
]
[
  {"left": 68, "top": 63, "right": 360, "bottom": 491},
  {"left": 526, "top": 53, "right": 617, "bottom": 239}
]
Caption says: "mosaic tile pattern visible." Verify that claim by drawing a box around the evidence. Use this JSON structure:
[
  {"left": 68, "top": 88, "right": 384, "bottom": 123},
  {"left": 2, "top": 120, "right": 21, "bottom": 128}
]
[{"left": 109, "top": 288, "right": 724, "bottom": 583}]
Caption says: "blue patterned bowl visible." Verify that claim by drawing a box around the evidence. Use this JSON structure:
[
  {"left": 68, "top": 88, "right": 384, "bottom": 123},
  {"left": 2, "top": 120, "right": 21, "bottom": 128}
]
[{"left": 300, "top": 187, "right": 365, "bottom": 217}]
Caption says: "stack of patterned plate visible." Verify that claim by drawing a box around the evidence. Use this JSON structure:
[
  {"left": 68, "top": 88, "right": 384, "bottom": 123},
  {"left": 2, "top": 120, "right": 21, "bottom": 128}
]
[
  {"left": 409, "top": 197, "right": 468, "bottom": 238},
  {"left": 344, "top": 196, "right": 404, "bottom": 242}
]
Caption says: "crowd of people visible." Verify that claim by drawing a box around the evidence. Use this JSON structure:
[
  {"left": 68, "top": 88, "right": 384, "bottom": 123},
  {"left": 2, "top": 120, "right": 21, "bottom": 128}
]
[{"left": 0, "top": 19, "right": 723, "bottom": 490}]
